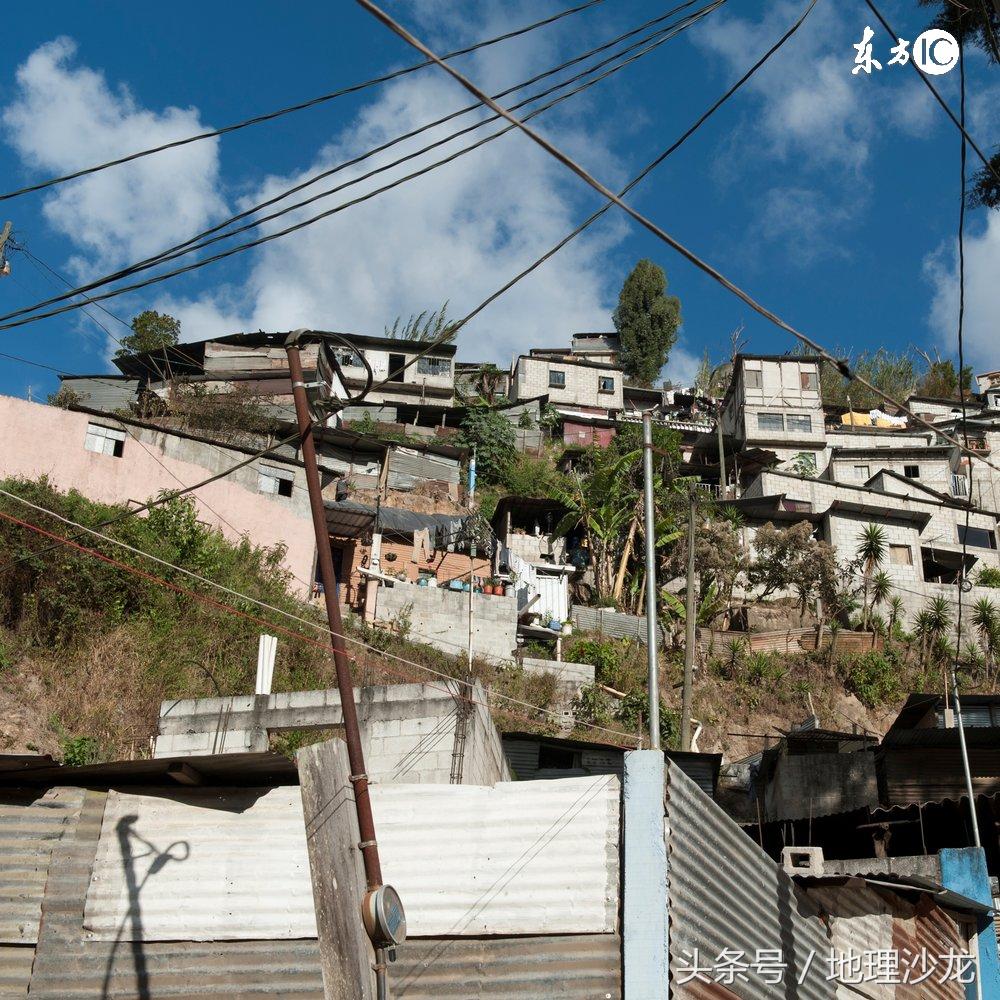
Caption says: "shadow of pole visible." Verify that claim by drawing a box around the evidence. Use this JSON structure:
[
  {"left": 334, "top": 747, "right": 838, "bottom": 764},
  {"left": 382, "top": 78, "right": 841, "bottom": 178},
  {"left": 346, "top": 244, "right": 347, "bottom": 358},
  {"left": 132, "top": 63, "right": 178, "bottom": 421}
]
[{"left": 101, "top": 814, "right": 189, "bottom": 1000}]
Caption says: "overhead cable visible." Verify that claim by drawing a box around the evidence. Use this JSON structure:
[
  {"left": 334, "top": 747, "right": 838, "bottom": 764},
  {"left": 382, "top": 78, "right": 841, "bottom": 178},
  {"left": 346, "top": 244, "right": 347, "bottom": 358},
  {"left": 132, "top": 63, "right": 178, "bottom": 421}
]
[
  {"left": 0, "top": 0, "right": 606, "bottom": 203},
  {"left": 356, "top": 0, "right": 1000, "bottom": 480},
  {"left": 0, "top": 1, "right": 722, "bottom": 329}
]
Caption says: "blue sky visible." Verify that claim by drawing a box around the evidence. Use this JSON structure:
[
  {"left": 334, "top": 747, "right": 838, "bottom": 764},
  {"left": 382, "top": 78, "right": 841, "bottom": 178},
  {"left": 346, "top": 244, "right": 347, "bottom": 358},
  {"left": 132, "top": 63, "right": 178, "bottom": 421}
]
[{"left": 0, "top": 0, "right": 998, "bottom": 401}]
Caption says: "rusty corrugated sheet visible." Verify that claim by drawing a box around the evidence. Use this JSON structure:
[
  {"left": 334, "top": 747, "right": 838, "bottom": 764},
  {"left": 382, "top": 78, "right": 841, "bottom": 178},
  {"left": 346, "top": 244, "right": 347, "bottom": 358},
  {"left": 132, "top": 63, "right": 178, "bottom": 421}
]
[
  {"left": 881, "top": 747, "right": 1000, "bottom": 805},
  {"left": 0, "top": 786, "right": 84, "bottom": 943},
  {"left": 0, "top": 944, "right": 33, "bottom": 999},
  {"left": 664, "top": 761, "right": 838, "bottom": 1000},
  {"left": 391, "top": 934, "right": 621, "bottom": 998}
]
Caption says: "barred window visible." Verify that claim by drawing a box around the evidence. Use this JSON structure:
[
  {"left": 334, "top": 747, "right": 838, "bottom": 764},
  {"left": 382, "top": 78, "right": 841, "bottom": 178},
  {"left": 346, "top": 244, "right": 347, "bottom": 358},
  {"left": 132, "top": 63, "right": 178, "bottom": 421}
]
[{"left": 416, "top": 356, "right": 451, "bottom": 376}]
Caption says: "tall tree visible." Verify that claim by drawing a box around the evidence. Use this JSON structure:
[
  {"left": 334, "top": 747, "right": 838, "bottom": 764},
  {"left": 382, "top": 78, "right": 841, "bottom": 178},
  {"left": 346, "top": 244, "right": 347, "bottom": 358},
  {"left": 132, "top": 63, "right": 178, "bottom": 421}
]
[
  {"left": 114, "top": 310, "right": 180, "bottom": 359},
  {"left": 613, "top": 259, "right": 681, "bottom": 386},
  {"left": 919, "top": 0, "right": 1000, "bottom": 209}
]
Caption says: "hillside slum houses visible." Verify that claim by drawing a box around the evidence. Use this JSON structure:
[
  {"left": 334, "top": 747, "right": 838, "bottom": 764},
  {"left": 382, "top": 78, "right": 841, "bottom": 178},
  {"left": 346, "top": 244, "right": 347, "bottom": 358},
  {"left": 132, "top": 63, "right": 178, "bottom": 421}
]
[
  {"left": 35, "top": 331, "right": 1000, "bottom": 644},
  {"left": 1, "top": 683, "right": 997, "bottom": 999}
]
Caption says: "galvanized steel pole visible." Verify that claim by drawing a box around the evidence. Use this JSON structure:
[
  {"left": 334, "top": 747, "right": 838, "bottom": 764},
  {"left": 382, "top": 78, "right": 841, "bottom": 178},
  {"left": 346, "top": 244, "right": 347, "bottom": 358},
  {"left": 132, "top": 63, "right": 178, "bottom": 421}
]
[
  {"left": 680, "top": 489, "right": 697, "bottom": 751},
  {"left": 641, "top": 412, "right": 661, "bottom": 750},
  {"left": 951, "top": 662, "right": 982, "bottom": 848},
  {"left": 286, "top": 340, "right": 384, "bottom": 891}
]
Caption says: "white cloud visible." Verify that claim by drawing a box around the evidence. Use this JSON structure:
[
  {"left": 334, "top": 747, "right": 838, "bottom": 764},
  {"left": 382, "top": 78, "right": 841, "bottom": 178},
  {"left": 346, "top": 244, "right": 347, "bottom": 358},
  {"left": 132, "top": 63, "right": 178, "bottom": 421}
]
[
  {"left": 924, "top": 212, "right": 1000, "bottom": 371},
  {"left": 663, "top": 342, "right": 701, "bottom": 388},
  {"left": 4, "top": 15, "right": 628, "bottom": 365},
  {"left": 152, "top": 14, "right": 626, "bottom": 363},
  {"left": 755, "top": 186, "right": 855, "bottom": 267},
  {"left": 2, "top": 37, "right": 226, "bottom": 276}
]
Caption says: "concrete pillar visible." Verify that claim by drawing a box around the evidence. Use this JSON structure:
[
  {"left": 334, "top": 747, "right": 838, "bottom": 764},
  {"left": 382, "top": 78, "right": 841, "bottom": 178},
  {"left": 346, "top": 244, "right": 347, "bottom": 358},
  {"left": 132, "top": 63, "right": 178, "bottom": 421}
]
[
  {"left": 623, "top": 749, "right": 668, "bottom": 999},
  {"left": 939, "top": 847, "right": 1000, "bottom": 1000}
]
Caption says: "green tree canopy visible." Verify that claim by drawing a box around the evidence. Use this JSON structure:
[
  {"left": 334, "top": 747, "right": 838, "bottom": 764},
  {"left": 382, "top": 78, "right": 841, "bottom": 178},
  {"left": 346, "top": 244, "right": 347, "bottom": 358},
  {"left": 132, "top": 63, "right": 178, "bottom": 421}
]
[
  {"left": 613, "top": 259, "right": 681, "bottom": 386},
  {"left": 114, "top": 310, "right": 180, "bottom": 359},
  {"left": 456, "top": 405, "right": 516, "bottom": 486}
]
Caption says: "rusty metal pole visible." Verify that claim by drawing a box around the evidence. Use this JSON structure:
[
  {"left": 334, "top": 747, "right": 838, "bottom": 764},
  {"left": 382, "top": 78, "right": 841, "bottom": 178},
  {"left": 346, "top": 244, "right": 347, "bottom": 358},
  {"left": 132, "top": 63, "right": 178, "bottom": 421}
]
[{"left": 286, "top": 341, "right": 383, "bottom": 891}]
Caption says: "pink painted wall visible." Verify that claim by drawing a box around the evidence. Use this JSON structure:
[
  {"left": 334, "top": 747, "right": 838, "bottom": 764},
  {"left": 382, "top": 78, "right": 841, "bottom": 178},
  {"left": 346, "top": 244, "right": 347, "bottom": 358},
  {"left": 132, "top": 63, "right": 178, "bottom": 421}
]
[{"left": 0, "top": 396, "right": 316, "bottom": 595}]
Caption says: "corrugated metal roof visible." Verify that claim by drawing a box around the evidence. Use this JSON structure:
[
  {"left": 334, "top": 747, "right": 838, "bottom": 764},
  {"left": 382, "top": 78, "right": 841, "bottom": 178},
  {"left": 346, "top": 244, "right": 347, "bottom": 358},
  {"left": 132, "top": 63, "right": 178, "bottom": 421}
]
[
  {"left": 0, "top": 786, "right": 84, "bottom": 943},
  {"left": 0, "top": 944, "right": 32, "bottom": 998},
  {"left": 84, "top": 776, "right": 620, "bottom": 941},
  {"left": 664, "top": 762, "right": 838, "bottom": 1000},
  {"left": 59, "top": 376, "right": 140, "bottom": 412},
  {"left": 18, "top": 783, "right": 621, "bottom": 999},
  {"left": 391, "top": 934, "right": 621, "bottom": 998}
]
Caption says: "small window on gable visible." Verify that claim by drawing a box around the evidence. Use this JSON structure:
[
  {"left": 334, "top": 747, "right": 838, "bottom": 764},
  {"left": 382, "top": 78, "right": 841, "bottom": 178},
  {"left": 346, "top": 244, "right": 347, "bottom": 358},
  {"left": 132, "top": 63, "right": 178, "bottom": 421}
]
[
  {"left": 800, "top": 369, "right": 818, "bottom": 390},
  {"left": 258, "top": 465, "right": 294, "bottom": 498},
  {"left": 549, "top": 369, "right": 566, "bottom": 389},
  {"left": 84, "top": 422, "right": 125, "bottom": 458},
  {"left": 854, "top": 464, "right": 870, "bottom": 480},
  {"left": 745, "top": 368, "right": 762, "bottom": 389},
  {"left": 904, "top": 464, "right": 920, "bottom": 479},
  {"left": 598, "top": 376, "right": 615, "bottom": 393},
  {"left": 889, "top": 544, "right": 913, "bottom": 566}
]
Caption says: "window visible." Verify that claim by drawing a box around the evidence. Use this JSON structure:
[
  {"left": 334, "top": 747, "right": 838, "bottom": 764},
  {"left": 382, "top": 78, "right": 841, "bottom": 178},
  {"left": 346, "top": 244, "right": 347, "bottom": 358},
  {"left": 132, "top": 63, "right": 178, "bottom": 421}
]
[
  {"left": 903, "top": 464, "right": 920, "bottom": 479},
  {"left": 745, "top": 368, "right": 762, "bottom": 389},
  {"left": 787, "top": 414, "right": 813, "bottom": 433},
  {"left": 549, "top": 369, "right": 566, "bottom": 389},
  {"left": 387, "top": 353, "right": 406, "bottom": 383},
  {"left": 84, "top": 422, "right": 125, "bottom": 458},
  {"left": 889, "top": 544, "right": 913, "bottom": 566},
  {"left": 757, "top": 412, "right": 784, "bottom": 433},
  {"left": 854, "top": 464, "right": 870, "bottom": 480},
  {"left": 258, "top": 465, "right": 294, "bottom": 498},
  {"left": 416, "top": 356, "right": 451, "bottom": 376},
  {"left": 957, "top": 525, "right": 997, "bottom": 549},
  {"left": 800, "top": 369, "right": 819, "bottom": 390},
  {"left": 598, "top": 375, "right": 615, "bottom": 394},
  {"left": 951, "top": 473, "right": 969, "bottom": 497}
]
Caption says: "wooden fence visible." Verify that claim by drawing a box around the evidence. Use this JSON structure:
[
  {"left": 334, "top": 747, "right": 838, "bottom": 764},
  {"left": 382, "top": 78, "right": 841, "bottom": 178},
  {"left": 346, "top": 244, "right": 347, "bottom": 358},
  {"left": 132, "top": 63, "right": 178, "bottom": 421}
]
[{"left": 697, "top": 626, "right": 883, "bottom": 656}]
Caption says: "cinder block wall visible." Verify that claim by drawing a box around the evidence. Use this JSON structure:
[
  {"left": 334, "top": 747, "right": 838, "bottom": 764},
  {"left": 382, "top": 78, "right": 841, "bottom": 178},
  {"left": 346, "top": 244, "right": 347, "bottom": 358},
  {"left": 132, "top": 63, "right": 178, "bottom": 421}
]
[{"left": 373, "top": 583, "right": 518, "bottom": 664}]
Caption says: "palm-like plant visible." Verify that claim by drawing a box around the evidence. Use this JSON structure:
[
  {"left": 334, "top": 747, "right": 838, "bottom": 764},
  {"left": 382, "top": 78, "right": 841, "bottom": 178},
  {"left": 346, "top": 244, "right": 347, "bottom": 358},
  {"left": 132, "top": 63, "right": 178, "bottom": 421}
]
[
  {"left": 971, "top": 598, "right": 1000, "bottom": 682},
  {"left": 856, "top": 524, "right": 887, "bottom": 632},
  {"left": 917, "top": 596, "right": 955, "bottom": 665},
  {"left": 887, "top": 595, "right": 905, "bottom": 638}
]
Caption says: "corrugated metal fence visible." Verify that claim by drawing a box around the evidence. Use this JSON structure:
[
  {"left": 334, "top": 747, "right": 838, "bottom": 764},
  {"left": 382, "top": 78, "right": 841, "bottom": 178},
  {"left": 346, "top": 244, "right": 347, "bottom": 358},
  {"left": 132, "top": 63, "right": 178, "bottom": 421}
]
[
  {"left": 572, "top": 605, "right": 659, "bottom": 644},
  {"left": 664, "top": 762, "right": 838, "bottom": 999}
]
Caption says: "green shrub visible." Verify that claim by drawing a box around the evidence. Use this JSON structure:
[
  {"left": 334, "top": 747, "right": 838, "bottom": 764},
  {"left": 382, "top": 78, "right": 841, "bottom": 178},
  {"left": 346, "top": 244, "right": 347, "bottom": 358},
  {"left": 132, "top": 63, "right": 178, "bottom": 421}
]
[
  {"left": 566, "top": 637, "right": 624, "bottom": 687},
  {"left": 976, "top": 566, "right": 1000, "bottom": 589},
  {"left": 61, "top": 735, "right": 100, "bottom": 766},
  {"left": 843, "top": 650, "right": 902, "bottom": 707}
]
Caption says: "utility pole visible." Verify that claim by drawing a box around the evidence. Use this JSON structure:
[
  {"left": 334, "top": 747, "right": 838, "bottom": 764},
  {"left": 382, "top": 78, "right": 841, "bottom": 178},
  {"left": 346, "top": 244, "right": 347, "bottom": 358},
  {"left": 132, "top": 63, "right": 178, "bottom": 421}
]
[
  {"left": 0, "top": 222, "right": 12, "bottom": 277},
  {"left": 680, "top": 487, "right": 697, "bottom": 751},
  {"left": 641, "top": 412, "right": 660, "bottom": 749},
  {"left": 285, "top": 335, "right": 384, "bottom": 891},
  {"left": 467, "top": 447, "right": 477, "bottom": 670},
  {"left": 715, "top": 404, "right": 727, "bottom": 499}
]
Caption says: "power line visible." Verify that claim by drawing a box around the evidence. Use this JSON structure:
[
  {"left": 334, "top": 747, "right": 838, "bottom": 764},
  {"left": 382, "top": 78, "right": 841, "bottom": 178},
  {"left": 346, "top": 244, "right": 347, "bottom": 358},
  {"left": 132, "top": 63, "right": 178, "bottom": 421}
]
[
  {"left": 120, "top": 1, "right": 711, "bottom": 281},
  {"left": 864, "top": 0, "right": 1000, "bottom": 192},
  {"left": 0, "top": 0, "right": 606, "bottom": 203},
  {"left": 356, "top": 0, "right": 1000, "bottom": 482},
  {"left": 0, "top": 2, "right": 722, "bottom": 329}
]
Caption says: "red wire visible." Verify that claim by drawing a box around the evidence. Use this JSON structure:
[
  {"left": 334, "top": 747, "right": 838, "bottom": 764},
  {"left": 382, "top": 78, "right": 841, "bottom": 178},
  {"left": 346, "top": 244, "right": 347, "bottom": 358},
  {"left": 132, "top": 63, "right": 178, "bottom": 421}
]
[{"left": 0, "top": 508, "right": 636, "bottom": 747}]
